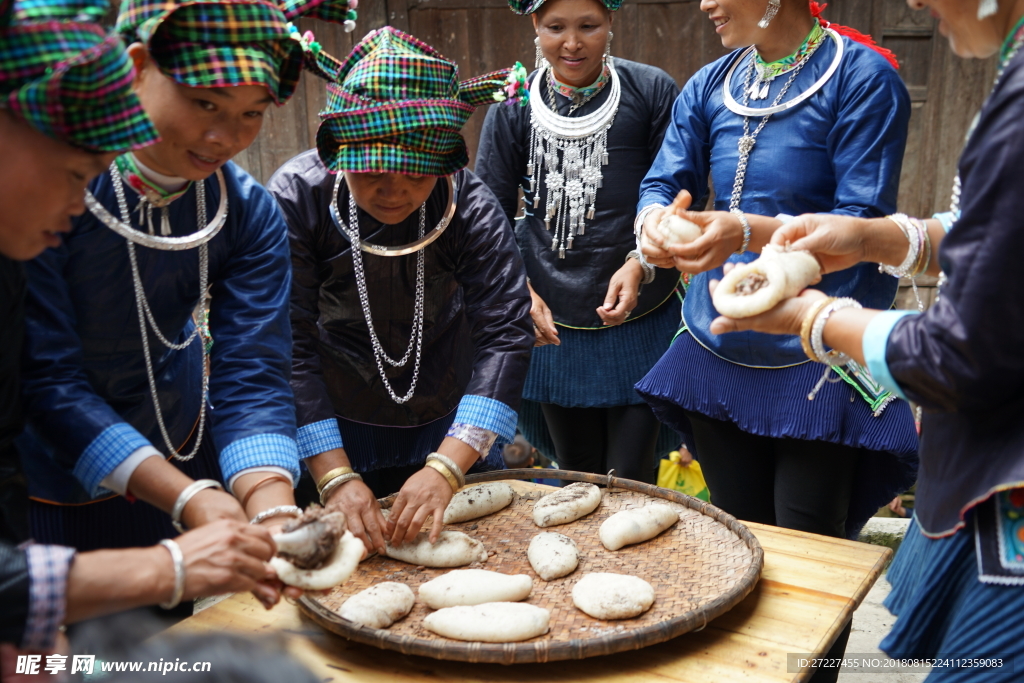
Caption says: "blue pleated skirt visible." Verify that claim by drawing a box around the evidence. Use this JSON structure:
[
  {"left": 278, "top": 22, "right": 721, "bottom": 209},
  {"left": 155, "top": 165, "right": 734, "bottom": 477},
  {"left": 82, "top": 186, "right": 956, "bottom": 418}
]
[{"left": 882, "top": 517, "right": 1024, "bottom": 681}]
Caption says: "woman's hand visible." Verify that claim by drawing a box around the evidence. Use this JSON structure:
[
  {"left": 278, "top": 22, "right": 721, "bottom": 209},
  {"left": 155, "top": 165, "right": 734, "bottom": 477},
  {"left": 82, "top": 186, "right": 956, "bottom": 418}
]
[
  {"left": 180, "top": 487, "right": 249, "bottom": 530},
  {"left": 770, "top": 214, "right": 874, "bottom": 274},
  {"left": 640, "top": 189, "right": 694, "bottom": 268},
  {"left": 386, "top": 467, "right": 454, "bottom": 547},
  {"left": 708, "top": 271, "right": 828, "bottom": 337},
  {"left": 171, "top": 519, "right": 279, "bottom": 605},
  {"left": 527, "top": 281, "right": 560, "bottom": 346},
  {"left": 659, "top": 210, "right": 745, "bottom": 274},
  {"left": 324, "top": 478, "right": 388, "bottom": 556},
  {"left": 597, "top": 259, "right": 642, "bottom": 326}
]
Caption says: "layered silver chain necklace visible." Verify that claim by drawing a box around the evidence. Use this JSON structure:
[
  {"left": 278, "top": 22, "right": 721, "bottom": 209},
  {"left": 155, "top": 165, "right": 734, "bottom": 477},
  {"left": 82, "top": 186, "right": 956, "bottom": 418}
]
[
  {"left": 86, "top": 163, "right": 228, "bottom": 460},
  {"left": 527, "top": 58, "right": 620, "bottom": 259}
]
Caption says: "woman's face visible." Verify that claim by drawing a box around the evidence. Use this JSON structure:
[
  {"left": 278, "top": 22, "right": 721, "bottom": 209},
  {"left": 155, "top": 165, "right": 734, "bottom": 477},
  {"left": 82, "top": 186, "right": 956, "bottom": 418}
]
[
  {"left": 128, "top": 44, "right": 274, "bottom": 181},
  {"left": 345, "top": 172, "right": 439, "bottom": 225},
  {"left": 907, "top": 0, "right": 1003, "bottom": 58},
  {"left": 700, "top": 0, "right": 776, "bottom": 50},
  {"left": 533, "top": 0, "right": 612, "bottom": 88}
]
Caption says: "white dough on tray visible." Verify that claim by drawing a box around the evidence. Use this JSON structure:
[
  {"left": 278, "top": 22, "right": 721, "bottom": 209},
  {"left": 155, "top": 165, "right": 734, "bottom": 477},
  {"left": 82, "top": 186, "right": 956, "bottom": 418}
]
[
  {"left": 443, "top": 482, "right": 515, "bottom": 524},
  {"left": 270, "top": 529, "right": 364, "bottom": 591},
  {"left": 339, "top": 582, "right": 415, "bottom": 629},
  {"left": 572, "top": 572, "right": 655, "bottom": 620},
  {"left": 418, "top": 569, "right": 533, "bottom": 609},
  {"left": 422, "top": 602, "right": 550, "bottom": 642},
  {"left": 599, "top": 503, "right": 680, "bottom": 551},
  {"left": 384, "top": 530, "right": 487, "bottom": 567},
  {"left": 527, "top": 532, "right": 580, "bottom": 580},
  {"left": 533, "top": 482, "right": 602, "bottom": 527}
]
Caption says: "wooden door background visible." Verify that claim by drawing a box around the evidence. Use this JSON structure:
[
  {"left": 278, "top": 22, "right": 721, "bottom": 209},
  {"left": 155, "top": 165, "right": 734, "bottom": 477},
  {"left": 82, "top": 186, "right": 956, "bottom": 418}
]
[{"left": 237, "top": 0, "right": 993, "bottom": 226}]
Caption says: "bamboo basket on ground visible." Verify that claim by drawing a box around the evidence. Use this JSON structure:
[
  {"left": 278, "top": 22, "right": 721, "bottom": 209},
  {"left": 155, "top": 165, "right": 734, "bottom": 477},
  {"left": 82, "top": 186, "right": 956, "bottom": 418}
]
[{"left": 299, "top": 470, "right": 762, "bottom": 664}]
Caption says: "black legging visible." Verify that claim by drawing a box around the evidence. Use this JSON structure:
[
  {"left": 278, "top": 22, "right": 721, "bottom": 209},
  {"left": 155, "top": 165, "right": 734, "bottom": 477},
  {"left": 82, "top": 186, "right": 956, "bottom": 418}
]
[{"left": 540, "top": 403, "right": 660, "bottom": 484}]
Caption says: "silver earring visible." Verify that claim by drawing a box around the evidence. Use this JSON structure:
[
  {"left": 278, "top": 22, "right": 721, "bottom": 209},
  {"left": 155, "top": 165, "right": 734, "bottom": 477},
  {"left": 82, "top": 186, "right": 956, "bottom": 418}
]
[
  {"left": 535, "top": 37, "right": 546, "bottom": 69},
  {"left": 604, "top": 31, "right": 613, "bottom": 59},
  {"left": 978, "top": 0, "right": 998, "bottom": 19},
  {"left": 758, "top": 0, "right": 781, "bottom": 29}
]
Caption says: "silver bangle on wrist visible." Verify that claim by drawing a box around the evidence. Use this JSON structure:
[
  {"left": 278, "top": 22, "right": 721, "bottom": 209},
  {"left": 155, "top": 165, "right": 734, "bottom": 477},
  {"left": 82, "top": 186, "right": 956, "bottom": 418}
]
[
  {"left": 810, "top": 297, "right": 863, "bottom": 366},
  {"left": 425, "top": 453, "right": 466, "bottom": 490},
  {"left": 318, "top": 472, "right": 363, "bottom": 506},
  {"left": 731, "top": 210, "right": 751, "bottom": 254},
  {"left": 158, "top": 539, "right": 186, "bottom": 610},
  {"left": 171, "top": 479, "right": 223, "bottom": 534},
  {"left": 249, "top": 505, "right": 303, "bottom": 525},
  {"left": 626, "top": 249, "right": 656, "bottom": 285},
  {"left": 880, "top": 213, "right": 920, "bottom": 278}
]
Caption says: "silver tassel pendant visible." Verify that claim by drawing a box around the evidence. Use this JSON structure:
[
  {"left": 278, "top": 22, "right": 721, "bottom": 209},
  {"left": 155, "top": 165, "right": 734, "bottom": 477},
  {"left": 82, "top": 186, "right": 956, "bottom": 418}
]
[{"left": 160, "top": 206, "right": 172, "bottom": 236}]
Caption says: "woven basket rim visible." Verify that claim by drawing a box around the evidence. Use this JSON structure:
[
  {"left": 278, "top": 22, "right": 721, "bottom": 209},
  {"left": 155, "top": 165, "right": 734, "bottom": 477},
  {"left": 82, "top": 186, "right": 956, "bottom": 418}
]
[{"left": 299, "top": 469, "right": 764, "bottom": 664}]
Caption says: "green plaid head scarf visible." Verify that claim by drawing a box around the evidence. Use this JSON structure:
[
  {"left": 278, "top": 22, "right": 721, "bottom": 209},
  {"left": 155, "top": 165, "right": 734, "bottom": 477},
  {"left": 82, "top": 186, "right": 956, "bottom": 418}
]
[
  {"left": 0, "top": 0, "right": 159, "bottom": 152},
  {"left": 507, "top": 0, "right": 622, "bottom": 14},
  {"left": 116, "top": 0, "right": 357, "bottom": 104},
  {"left": 318, "top": 26, "right": 529, "bottom": 176}
]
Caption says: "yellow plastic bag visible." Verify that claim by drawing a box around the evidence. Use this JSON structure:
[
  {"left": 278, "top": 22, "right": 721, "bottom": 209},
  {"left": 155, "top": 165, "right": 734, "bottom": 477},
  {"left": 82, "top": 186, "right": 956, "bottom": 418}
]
[{"left": 657, "top": 451, "right": 710, "bottom": 502}]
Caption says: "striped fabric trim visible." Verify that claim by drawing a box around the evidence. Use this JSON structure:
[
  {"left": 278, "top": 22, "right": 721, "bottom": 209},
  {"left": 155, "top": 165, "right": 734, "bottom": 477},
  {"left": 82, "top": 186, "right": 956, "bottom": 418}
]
[
  {"left": 22, "top": 544, "right": 76, "bottom": 651},
  {"left": 220, "top": 432, "right": 301, "bottom": 483},
  {"left": 507, "top": 0, "right": 622, "bottom": 15},
  {"left": 73, "top": 423, "right": 153, "bottom": 498},
  {"left": 453, "top": 395, "right": 517, "bottom": 444},
  {"left": 296, "top": 418, "right": 344, "bottom": 460}
]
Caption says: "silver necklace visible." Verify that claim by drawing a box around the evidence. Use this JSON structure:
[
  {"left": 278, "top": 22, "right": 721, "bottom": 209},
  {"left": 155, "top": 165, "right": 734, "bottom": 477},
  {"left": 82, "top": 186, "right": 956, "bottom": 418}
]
[
  {"left": 98, "top": 164, "right": 218, "bottom": 461},
  {"left": 722, "top": 29, "right": 843, "bottom": 118},
  {"left": 527, "top": 58, "right": 620, "bottom": 258},
  {"left": 546, "top": 68, "right": 605, "bottom": 115},
  {"left": 339, "top": 191, "right": 428, "bottom": 405},
  {"left": 727, "top": 34, "right": 826, "bottom": 216}
]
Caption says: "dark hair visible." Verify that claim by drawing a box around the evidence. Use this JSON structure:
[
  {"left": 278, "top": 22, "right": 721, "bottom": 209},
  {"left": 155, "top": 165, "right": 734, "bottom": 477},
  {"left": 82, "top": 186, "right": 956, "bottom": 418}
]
[{"left": 503, "top": 434, "right": 535, "bottom": 469}]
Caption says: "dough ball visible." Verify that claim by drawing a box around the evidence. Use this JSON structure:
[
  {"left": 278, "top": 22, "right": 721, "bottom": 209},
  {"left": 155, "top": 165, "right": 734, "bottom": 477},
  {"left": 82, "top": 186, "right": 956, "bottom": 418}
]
[
  {"left": 658, "top": 213, "right": 702, "bottom": 246},
  {"left": 527, "top": 532, "right": 580, "bottom": 581},
  {"left": 443, "top": 483, "right": 515, "bottom": 524},
  {"left": 271, "top": 529, "right": 363, "bottom": 590},
  {"left": 339, "top": 582, "right": 415, "bottom": 629},
  {"left": 572, "top": 572, "right": 655, "bottom": 620},
  {"left": 422, "top": 602, "right": 550, "bottom": 642},
  {"left": 599, "top": 503, "right": 680, "bottom": 551},
  {"left": 533, "top": 483, "right": 602, "bottom": 527},
  {"left": 418, "top": 569, "right": 533, "bottom": 609}
]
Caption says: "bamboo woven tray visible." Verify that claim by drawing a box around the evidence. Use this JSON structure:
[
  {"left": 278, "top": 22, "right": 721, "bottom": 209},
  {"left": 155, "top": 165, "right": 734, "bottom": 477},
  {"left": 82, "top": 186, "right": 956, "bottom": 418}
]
[{"left": 298, "top": 470, "right": 762, "bottom": 664}]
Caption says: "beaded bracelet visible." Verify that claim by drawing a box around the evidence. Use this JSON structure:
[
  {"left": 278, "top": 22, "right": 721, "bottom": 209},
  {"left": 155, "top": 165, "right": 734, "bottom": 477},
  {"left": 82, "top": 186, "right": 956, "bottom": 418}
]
[
  {"left": 319, "top": 472, "right": 363, "bottom": 506},
  {"left": 425, "top": 453, "right": 466, "bottom": 490},
  {"left": 810, "top": 297, "right": 863, "bottom": 366},
  {"left": 158, "top": 539, "right": 186, "bottom": 610},
  {"left": 250, "top": 505, "right": 302, "bottom": 526},
  {"left": 731, "top": 210, "right": 752, "bottom": 254},
  {"left": 424, "top": 460, "right": 460, "bottom": 493}
]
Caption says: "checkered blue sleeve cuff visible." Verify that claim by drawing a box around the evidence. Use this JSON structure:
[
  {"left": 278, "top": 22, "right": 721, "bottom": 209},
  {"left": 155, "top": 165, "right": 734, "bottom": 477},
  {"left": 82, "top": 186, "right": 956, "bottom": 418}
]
[
  {"left": 453, "top": 395, "right": 517, "bottom": 444},
  {"left": 73, "top": 423, "right": 153, "bottom": 498},
  {"left": 296, "top": 419, "right": 344, "bottom": 460},
  {"left": 23, "top": 544, "right": 75, "bottom": 651},
  {"left": 863, "top": 310, "right": 918, "bottom": 402},
  {"left": 220, "top": 433, "right": 300, "bottom": 484}
]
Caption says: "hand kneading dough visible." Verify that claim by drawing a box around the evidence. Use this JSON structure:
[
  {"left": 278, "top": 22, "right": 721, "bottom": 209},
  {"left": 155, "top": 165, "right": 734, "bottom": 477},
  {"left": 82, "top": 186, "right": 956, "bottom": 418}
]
[
  {"left": 339, "top": 582, "right": 415, "bottom": 629},
  {"left": 533, "top": 483, "right": 602, "bottom": 527},
  {"left": 658, "top": 213, "right": 702, "bottom": 246},
  {"left": 528, "top": 532, "right": 580, "bottom": 580},
  {"left": 572, "top": 573, "right": 655, "bottom": 620},
  {"left": 422, "top": 603, "right": 550, "bottom": 642},
  {"left": 712, "top": 244, "right": 821, "bottom": 318},
  {"left": 599, "top": 503, "right": 680, "bottom": 551},
  {"left": 418, "top": 569, "right": 533, "bottom": 608},
  {"left": 270, "top": 530, "right": 364, "bottom": 590},
  {"left": 384, "top": 530, "right": 487, "bottom": 567},
  {"left": 443, "top": 482, "right": 515, "bottom": 524}
]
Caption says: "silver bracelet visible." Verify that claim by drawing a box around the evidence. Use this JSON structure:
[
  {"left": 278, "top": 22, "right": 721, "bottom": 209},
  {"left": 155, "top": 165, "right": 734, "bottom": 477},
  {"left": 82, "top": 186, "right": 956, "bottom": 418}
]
[
  {"left": 879, "top": 213, "right": 919, "bottom": 278},
  {"left": 810, "top": 297, "right": 862, "bottom": 366},
  {"left": 249, "top": 505, "right": 302, "bottom": 526},
  {"left": 731, "top": 210, "right": 751, "bottom": 254},
  {"left": 626, "top": 249, "right": 656, "bottom": 285},
  {"left": 318, "top": 472, "right": 363, "bottom": 506},
  {"left": 158, "top": 539, "right": 186, "bottom": 610},
  {"left": 425, "top": 453, "right": 466, "bottom": 490},
  {"left": 171, "top": 479, "right": 223, "bottom": 534}
]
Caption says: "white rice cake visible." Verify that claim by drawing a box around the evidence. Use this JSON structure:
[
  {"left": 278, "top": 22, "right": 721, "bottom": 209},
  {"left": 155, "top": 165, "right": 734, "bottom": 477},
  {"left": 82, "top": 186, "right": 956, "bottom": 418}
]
[
  {"left": 418, "top": 569, "right": 532, "bottom": 609},
  {"left": 443, "top": 482, "right": 515, "bottom": 524},
  {"left": 599, "top": 503, "right": 680, "bottom": 551},
  {"left": 339, "top": 582, "right": 415, "bottom": 629},
  {"left": 572, "top": 572, "right": 655, "bottom": 620},
  {"left": 533, "top": 482, "right": 602, "bottom": 527},
  {"left": 384, "top": 530, "right": 487, "bottom": 568},
  {"left": 422, "top": 602, "right": 550, "bottom": 642},
  {"left": 527, "top": 532, "right": 580, "bottom": 581}
]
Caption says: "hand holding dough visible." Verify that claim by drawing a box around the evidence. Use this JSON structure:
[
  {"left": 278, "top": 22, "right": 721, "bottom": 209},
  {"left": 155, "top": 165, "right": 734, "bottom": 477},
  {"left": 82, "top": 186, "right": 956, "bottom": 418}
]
[
  {"left": 270, "top": 507, "right": 363, "bottom": 590},
  {"left": 572, "top": 573, "right": 655, "bottom": 620},
  {"left": 654, "top": 189, "right": 701, "bottom": 247},
  {"left": 422, "top": 602, "right": 550, "bottom": 642},
  {"left": 340, "top": 582, "right": 415, "bottom": 629},
  {"left": 599, "top": 503, "right": 680, "bottom": 551},
  {"left": 443, "top": 483, "right": 515, "bottom": 524},
  {"left": 528, "top": 532, "right": 580, "bottom": 580},
  {"left": 271, "top": 529, "right": 364, "bottom": 590},
  {"left": 384, "top": 530, "right": 487, "bottom": 567},
  {"left": 418, "top": 569, "right": 533, "bottom": 608},
  {"left": 533, "top": 483, "right": 602, "bottom": 527},
  {"left": 712, "top": 244, "right": 821, "bottom": 318}
]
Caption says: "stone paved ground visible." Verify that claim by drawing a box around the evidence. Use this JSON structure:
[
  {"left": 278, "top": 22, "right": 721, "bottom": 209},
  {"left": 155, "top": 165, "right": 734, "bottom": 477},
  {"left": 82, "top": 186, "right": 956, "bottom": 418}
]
[{"left": 838, "top": 578, "right": 930, "bottom": 683}]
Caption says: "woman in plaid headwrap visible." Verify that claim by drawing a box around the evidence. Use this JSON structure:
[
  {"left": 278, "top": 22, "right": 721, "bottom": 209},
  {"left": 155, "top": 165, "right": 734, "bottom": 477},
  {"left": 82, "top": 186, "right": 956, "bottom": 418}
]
[
  {"left": 268, "top": 27, "right": 535, "bottom": 552},
  {"left": 17, "top": 0, "right": 355, "bottom": 609}
]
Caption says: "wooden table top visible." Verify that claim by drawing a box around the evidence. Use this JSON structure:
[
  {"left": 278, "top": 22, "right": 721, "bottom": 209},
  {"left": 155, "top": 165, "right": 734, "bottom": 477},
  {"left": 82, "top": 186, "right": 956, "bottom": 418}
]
[{"left": 172, "top": 509, "right": 890, "bottom": 683}]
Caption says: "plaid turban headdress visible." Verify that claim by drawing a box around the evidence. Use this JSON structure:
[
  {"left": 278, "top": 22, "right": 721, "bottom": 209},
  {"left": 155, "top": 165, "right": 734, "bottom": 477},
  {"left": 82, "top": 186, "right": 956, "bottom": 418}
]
[
  {"left": 508, "top": 0, "right": 622, "bottom": 14},
  {"left": 0, "top": 0, "right": 159, "bottom": 152},
  {"left": 115, "top": 0, "right": 358, "bottom": 105},
  {"left": 317, "top": 26, "right": 530, "bottom": 177}
]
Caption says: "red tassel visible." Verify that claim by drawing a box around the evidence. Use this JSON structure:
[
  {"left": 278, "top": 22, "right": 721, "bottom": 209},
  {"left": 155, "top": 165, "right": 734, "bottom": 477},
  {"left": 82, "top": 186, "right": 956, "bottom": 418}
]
[{"left": 810, "top": 1, "right": 900, "bottom": 69}]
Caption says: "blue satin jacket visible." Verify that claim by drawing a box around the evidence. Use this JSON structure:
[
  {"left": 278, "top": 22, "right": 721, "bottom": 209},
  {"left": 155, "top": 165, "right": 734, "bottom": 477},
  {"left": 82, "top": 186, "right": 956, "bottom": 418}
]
[
  {"left": 19, "top": 162, "right": 299, "bottom": 504},
  {"left": 639, "top": 34, "right": 910, "bottom": 367}
]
